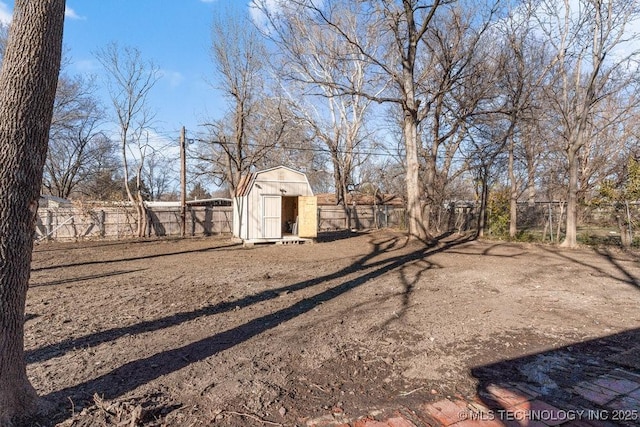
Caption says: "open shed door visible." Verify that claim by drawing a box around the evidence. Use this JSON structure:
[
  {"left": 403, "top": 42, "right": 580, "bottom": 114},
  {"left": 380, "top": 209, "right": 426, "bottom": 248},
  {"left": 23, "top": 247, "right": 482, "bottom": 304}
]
[
  {"left": 297, "top": 196, "right": 317, "bottom": 238},
  {"left": 263, "top": 195, "right": 282, "bottom": 239}
]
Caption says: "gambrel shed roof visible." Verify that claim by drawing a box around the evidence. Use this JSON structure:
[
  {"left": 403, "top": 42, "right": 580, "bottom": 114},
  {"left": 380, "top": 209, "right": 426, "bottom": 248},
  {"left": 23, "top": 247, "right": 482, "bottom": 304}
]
[{"left": 233, "top": 166, "right": 311, "bottom": 198}]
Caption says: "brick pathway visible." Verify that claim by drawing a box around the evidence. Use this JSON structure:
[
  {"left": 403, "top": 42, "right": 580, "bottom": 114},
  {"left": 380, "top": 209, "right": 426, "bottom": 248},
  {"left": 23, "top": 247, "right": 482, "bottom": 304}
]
[
  {"left": 305, "top": 336, "right": 640, "bottom": 427},
  {"left": 307, "top": 373, "right": 640, "bottom": 426}
]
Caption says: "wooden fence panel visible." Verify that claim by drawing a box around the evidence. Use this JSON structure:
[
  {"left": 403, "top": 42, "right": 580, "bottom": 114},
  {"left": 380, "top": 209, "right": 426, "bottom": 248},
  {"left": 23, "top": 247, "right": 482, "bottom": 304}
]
[
  {"left": 36, "top": 204, "right": 404, "bottom": 241},
  {"left": 36, "top": 206, "right": 233, "bottom": 241},
  {"left": 34, "top": 200, "right": 638, "bottom": 245},
  {"left": 317, "top": 205, "right": 406, "bottom": 231}
]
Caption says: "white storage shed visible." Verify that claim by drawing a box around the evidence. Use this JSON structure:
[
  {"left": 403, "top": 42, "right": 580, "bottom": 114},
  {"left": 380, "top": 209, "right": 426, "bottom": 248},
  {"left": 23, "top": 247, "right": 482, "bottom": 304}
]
[{"left": 232, "top": 166, "right": 317, "bottom": 244}]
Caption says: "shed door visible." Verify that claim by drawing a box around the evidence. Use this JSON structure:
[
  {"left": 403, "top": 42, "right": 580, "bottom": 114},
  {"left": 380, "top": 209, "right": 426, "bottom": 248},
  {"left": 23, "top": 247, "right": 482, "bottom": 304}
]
[
  {"left": 298, "top": 196, "right": 317, "bottom": 238},
  {"left": 262, "top": 195, "right": 282, "bottom": 239}
]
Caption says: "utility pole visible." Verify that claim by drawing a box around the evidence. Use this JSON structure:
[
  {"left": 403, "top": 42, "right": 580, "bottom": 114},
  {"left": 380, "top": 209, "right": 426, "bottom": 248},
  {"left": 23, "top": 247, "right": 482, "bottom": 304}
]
[{"left": 180, "top": 126, "right": 186, "bottom": 237}]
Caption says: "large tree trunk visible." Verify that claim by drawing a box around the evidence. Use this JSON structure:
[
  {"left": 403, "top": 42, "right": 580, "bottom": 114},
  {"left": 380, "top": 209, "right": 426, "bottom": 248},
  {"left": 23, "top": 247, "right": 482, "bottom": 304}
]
[
  {"left": 120, "top": 130, "right": 139, "bottom": 236},
  {"left": 135, "top": 164, "right": 147, "bottom": 237},
  {"left": 331, "top": 156, "right": 351, "bottom": 230},
  {"left": 526, "top": 164, "right": 536, "bottom": 205},
  {"left": 423, "top": 152, "right": 438, "bottom": 234},
  {"left": 477, "top": 167, "right": 489, "bottom": 238},
  {"left": 0, "top": 0, "right": 65, "bottom": 422},
  {"left": 508, "top": 138, "right": 517, "bottom": 238},
  {"left": 561, "top": 146, "right": 579, "bottom": 247},
  {"left": 404, "top": 112, "right": 428, "bottom": 241}
]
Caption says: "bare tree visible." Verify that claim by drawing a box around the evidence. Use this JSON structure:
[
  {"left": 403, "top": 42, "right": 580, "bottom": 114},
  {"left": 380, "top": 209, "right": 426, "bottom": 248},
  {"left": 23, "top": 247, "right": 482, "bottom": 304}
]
[
  {"left": 0, "top": 21, "right": 7, "bottom": 61},
  {"left": 463, "top": 113, "right": 511, "bottom": 237},
  {"left": 0, "top": 0, "right": 65, "bottom": 421},
  {"left": 247, "top": 96, "right": 327, "bottom": 177},
  {"left": 202, "top": 8, "right": 268, "bottom": 194},
  {"left": 43, "top": 73, "right": 109, "bottom": 198},
  {"left": 73, "top": 135, "right": 123, "bottom": 200},
  {"left": 97, "top": 43, "right": 160, "bottom": 237},
  {"left": 262, "top": 0, "right": 380, "bottom": 222},
  {"left": 418, "top": 4, "right": 498, "bottom": 233},
  {"left": 595, "top": 133, "right": 640, "bottom": 246},
  {"left": 255, "top": 0, "right": 452, "bottom": 240},
  {"left": 535, "top": 0, "right": 640, "bottom": 247},
  {"left": 577, "top": 88, "right": 640, "bottom": 201},
  {"left": 486, "top": 4, "right": 559, "bottom": 238},
  {"left": 196, "top": 95, "right": 329, "bottom": 194},
  {"left": 143, "top": 147, "right": 175, "bottom": 200},
  {"left": 196, "top": 8, "right": 325, "bottom": 193}
]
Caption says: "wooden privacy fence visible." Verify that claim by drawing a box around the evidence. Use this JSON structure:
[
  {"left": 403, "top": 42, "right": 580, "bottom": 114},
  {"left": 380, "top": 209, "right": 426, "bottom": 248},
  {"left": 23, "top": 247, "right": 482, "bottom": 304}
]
[
  {"left": 35, "top": 203, "right": 409, "bottom": 241},
  {"left": 318, "top": 205, "right": 406, "bottom": 231},
  {"left": 35, "top": 205, "right": 234, "bottom": 241},
  {"left": 40, "top": 200, "right": 637, "bottom": 243}
]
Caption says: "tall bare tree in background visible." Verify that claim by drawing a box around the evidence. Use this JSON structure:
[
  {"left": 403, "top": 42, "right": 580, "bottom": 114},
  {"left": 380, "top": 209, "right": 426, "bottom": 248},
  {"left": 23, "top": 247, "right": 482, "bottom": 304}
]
[
  {"left": 200, "top": 8, "right": 268, "bottom": 194},
  {"left": 255, "top": 0, "right": 451, "bottom": 241},
  {"left": 43, "top": 74, "right": 111, "bottom": 198},
  {"left": 143, "top": 148, "right": 175, "bottom": 200},
  {"left": 418, "top": 4, "right": 498, "bottom": 233},
  {"left": 534, "top": 0, "right": 640, "bottom": 247},
  {"left": 97, "top": 43, "right": 160, "bottom": 237},
  {"left": 246, "top": 96, "right": 326, "bottom": 182},
  {"left": 491, "top": 3, "right": 558, "bottom": 238},
  {"left": 0, "top": 0, "right": 65, "bottom": 421},
  {"left": 260, "top": 0, "right": 380, "bottom": 223},
  {"left": 0, "top": 21, "right": 7, "bottom": 61}
]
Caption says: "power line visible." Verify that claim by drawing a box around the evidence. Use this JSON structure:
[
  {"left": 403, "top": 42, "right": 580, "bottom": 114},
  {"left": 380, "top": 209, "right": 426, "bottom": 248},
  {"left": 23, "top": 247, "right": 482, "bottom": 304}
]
[
  {"left": 191, "top": 138, "right": 404, "bottom": 158},
  {"left": 187, "top": 136, "right": 489, "bottom": 162}
]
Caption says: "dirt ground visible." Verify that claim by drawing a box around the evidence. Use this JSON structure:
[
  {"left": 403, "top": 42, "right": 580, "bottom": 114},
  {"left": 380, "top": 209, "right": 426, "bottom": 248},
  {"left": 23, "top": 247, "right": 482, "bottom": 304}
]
[{"left": 21, "top": 230, "right": 640, "bottom": 426}]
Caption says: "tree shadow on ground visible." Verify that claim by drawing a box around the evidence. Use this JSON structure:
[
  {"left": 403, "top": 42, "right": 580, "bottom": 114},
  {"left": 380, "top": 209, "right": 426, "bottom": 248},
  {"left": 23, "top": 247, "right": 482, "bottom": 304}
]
[
  {"left": 33, "top": 236, "right": 182, "bottom": 253},
  {"left": 434, "top": 239, "right": 528, "bottom": 259},
  {"left": 538, "top": 245, "right": 640, "bottom": 289},
  {"left": 481, "top": 243, "right": 526, "bottom": 257},
  {"left": 595, "top": 247, "right": 640, "bottom": 289},
  {"left": 29, "top": 268, "right": 147, "bottom": 288},
  {"left": 379, "top": 232, "right": 477, "bottom": 328},
  {"left": 36, "top": 233, "right": 474, "bottom": 425},
  {"left": 316, "top": 230, "right": 364, "bottom": 243},
  {"left": 27, "top": 235, "right": 402, "bottom": 364},
  {"left": 433, "top": 240, "right": 639, "bottom": 290},
  {"left": 31, "top": 242, "right": 241, "bottom": 272},
  {"left": 471, "top": 328, "right": 640, "bottom": 426},
  {"left": 27, "top": 233, "right": 415, "bottom": 364}
]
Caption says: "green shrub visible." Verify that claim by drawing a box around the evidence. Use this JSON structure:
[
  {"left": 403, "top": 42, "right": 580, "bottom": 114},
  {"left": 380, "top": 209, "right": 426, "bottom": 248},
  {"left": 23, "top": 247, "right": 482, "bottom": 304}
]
[
  {"left": 487, "top": 188, "right": 510, "bottom": 236},
  {"left": 515, "top": 230, "right": 538, "bottom": 242}
]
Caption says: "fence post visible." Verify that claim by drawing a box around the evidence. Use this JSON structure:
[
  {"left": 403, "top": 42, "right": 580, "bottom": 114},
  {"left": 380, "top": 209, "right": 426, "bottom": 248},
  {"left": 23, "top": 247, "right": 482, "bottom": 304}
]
[
  {"left": 190, "top": 208, "right": 196, "bottom": 236},
  {"left": 99, "top": 210, "right": 106, "bottom": 238},
  {"left": 626, "top": 201, "right": 633, "bottom": 244},
  {"left": 548, "top": 202, "right": 553, "bottom": 242},
  {"left": 372, "top": 205, "right": 377, "bottom": 229},
  {"left": 385, "top": 205, "right": 389, "bottom": 228},
  {"left": 46, "top": 210, "right": 53, "bottom": 240}
]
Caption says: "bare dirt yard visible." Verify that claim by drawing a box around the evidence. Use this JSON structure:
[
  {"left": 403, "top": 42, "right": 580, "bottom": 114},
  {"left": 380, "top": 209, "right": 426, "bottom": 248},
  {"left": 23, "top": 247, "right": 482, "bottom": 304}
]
[{"left": 22, "top": 230, "right": 640, "bottom": 426}]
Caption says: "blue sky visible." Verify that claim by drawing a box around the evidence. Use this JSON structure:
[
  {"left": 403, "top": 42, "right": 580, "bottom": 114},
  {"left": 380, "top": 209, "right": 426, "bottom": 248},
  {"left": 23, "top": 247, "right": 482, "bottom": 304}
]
[
  {"left": 3, "top": 0, "right": 639, "bottom": 144},
  {"left": 0, "top": 0, "right": 247, "bottom": 141}
]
